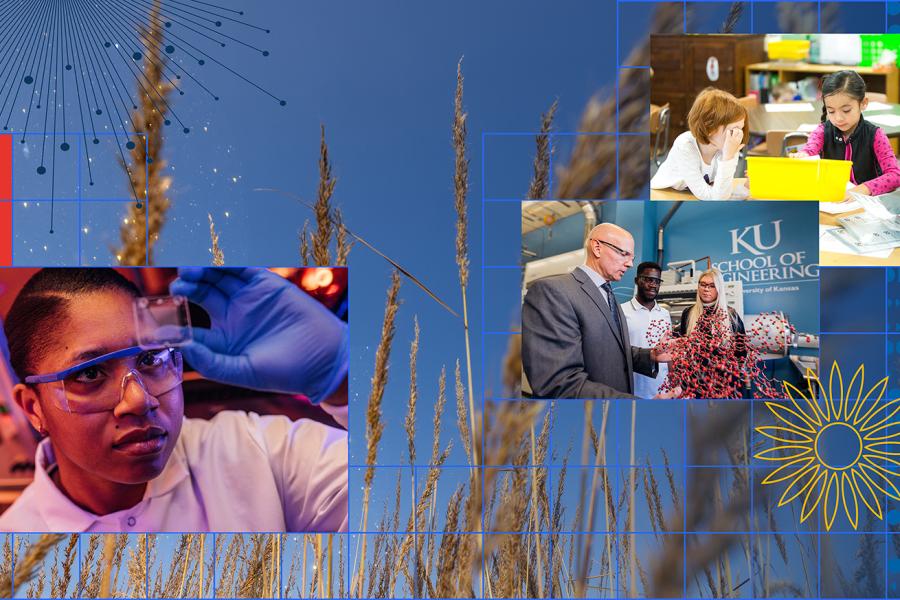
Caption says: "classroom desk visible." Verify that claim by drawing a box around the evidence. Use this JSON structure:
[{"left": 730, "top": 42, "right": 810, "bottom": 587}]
[
  {"left": 820, "top": 207, "right": 900, "bottom": 265},
  {"left": 650, "top": 178, "right": 748, "bottom": 200},
  {"left": 748, "top": 101, "right": 900, "bottom": 139}
]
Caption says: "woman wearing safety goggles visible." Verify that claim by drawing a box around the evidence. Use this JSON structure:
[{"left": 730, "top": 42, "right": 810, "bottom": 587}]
[{"left": 0, "top": 267, "right": 348, "bottom": 533}]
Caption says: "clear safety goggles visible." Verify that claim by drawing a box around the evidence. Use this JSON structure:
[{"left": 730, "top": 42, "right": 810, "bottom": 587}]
[{"left": 24, "top": 346, "right": 183, "bottom": 414}]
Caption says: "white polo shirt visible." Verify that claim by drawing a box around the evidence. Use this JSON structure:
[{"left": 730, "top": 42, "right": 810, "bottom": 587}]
[
  {"left": 620, "top": 298, "right": 672, "bottom": 399},
  {"left": 0, "top": 410, "right": 348, "bottom": 532}
]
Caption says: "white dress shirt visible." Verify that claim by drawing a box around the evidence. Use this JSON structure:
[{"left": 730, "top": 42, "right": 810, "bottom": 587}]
[
  {"left": 0, "top": 410, "right": 348, "bottom": 532},
  {"left": 650, "top": 131, "right": 746, "bottom": 200},
  {"left": 620, "top": 298, "right": 672, "bottom": 398}
]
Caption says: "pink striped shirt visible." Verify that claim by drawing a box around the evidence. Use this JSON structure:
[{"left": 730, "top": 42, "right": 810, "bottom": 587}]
[{"left": 802, "top": 123, "right": 900, "bottom": 195}]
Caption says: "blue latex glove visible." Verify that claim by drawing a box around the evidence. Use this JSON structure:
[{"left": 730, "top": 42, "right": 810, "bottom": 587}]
[{"left": 169, "top": 267, "right": 348, "bottom": 404}]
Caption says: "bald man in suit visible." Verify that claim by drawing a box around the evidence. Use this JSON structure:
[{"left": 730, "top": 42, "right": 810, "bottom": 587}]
[{"left": 522, "top": 224, "right": 677, "bottom": 399}]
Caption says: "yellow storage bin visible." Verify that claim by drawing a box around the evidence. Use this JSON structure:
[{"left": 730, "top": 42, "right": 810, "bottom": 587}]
[
  {"left": 767, "top": 39, "right": 811, "bottom": 61},
  {"left": 747, "top": 157, "right": 852, "bottom": 201}
]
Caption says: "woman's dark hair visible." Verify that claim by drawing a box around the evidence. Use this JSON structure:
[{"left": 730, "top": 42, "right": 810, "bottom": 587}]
[
  {"left": 4, "top": 268, "right": 141, "bottom": 380},
  {"left": 820, "top": 70, "right": 867, "bottom": 123}
]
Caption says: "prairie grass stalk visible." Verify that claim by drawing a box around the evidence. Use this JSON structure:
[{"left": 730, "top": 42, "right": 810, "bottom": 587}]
[
  {"left": 452, "top": 58, "right": 478, "bottom": 472},
  {"left": 117, "top": 0, "right": 172, "bottom": 266},
  {"left": 527, "top": 100, "right": 558, "bottom": 201},
  {"left": 7, "top": 536, "right": 64, "bottom": 600},
  {"left": 354, "top": 271, "right": 401, "bottom": 597},
  {"left": 98, "top": 535, "right": 116, "bottom": 599},
  {"left": 313, "top": 125, "right": 337, "bottom": 265},
  {"left": 208, "top": 214, "right": 225, "bottom": 266},
  {"left": 299, "top": 220, "right": 312, "bottom": 266}
]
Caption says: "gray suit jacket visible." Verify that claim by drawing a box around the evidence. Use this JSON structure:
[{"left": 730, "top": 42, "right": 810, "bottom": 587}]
[{"left": 522, "top": 268, "right": 658, "bottom": 399}]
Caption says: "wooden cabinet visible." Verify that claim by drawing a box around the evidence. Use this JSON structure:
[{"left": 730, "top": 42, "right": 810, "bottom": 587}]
[{"left": 651, "top": 34, "right": 766, "bottom": 138}]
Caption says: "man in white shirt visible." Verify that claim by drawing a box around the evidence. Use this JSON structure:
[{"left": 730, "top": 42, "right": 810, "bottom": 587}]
[{"left": 621, "top": 262, "right": 672, "bottom": 398}]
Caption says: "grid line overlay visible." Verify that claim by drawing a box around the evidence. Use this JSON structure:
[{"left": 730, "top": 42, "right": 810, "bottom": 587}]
[
  {"left": 476, "top": 2, "right": 900, "bottom": 598},
  {"left": 7, "top": 131, "right": 150, "bottom": 267}
]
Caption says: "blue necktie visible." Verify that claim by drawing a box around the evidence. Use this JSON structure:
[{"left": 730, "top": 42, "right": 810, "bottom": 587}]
[{"left": 601, "top": 281, "right": 622, "bottom": 334}]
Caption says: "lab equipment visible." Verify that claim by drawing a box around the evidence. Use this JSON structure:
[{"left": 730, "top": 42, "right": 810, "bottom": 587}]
[
  {"left": 133, "top": 295, "right": 193, "bottom": 350},
  {"left": 24, "top": 347, "right": 183, "bottom": 414}
]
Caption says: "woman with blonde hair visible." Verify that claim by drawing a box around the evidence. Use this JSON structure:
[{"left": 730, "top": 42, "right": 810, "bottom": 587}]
[
  {"left": 679, "top": 268, "right": 744, "bottom": 338},
  {"left": 677, "top": 268, "right": 747, "bottom": 398}
]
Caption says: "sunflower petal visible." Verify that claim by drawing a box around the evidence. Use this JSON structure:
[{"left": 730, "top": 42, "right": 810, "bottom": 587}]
[
  {"left": 784, "top": 382, "right": 822, "bottom": 427},
  {"left": 844, "top": 364, "right": 866, "bottom": 421},
  {"left": 862, "top": 421, "right": 900, "bottom": 442},
  {"left": 828, "top": 362, "right": 844, "bottom": 424},
  {"left": 860, "top": 398, "right": 900, "bottom": 433},
  {"left": 755, "top": 445, "right": 812, "bottom": 462},
  {"left": 755, "top": 425, "right": 813, "bottom": 445},
  {"left": 800, "top": 470, "right": 828, "bottom": 523},
  {"left": 841, "top": 471, "right": 859, "bottom": 530},
  {"left": 863, "top": 454, "right": 900, "bottom": 476},
  {"left": 853, "top": 468, "right": 884, "bottom": 519},
  {"left": 761, "top": 456, "right": 815, "bottom": 485},
  {"left": 823, "top": 471, "right": 841, "bottom": 531},
  {"left": 859, "top": 462, "right": 900, "bottom": 501},
  {"left": 802, "top": 377, "right": 829, "bottom": 424},
  {"left": 763, "top": 402, "right": 817, "bottom": 434},
  {"left": 778, "top": 464, "right": 820, "bottom": 507},
  {"left": 853, "top": 378, "right": 890, "bottom": 426},
  {"left": 863, "top": 441, "right": 900, "bottom": 457}
]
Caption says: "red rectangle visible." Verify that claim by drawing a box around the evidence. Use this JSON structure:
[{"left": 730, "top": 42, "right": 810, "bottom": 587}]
[{"left": 0, "top": 134, "right": 9, "bottom": 266}]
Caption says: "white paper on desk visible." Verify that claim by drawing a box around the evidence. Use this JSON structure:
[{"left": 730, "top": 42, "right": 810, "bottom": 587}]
[
  {"left": 866, "top": 113, "right": 900, "bottom": 127},
  {"left": 764, "top": 103, "right": 814, "bottom": 112},
  {"left": 864, "top": 101, "right": 893, "bottom": 112},
  {"left": 819, "top": 199, "right": 860, "bottom": 214},
  {"left": 850, "top": 192, "right": 895, "bottom": 220},
  {"left": 819, "top": 224, "right": 894, "bottom": 257},
  {"left": 796, "top": 123, "right": 819, "bottom": 132}
]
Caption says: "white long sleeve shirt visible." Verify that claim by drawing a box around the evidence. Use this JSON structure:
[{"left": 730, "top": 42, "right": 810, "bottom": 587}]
[
  {"left": 651, "top": 131, "right": 745, "bottom": 200},
  {"left": 0, "top": 410, "right": 348, "bottom": 532}
]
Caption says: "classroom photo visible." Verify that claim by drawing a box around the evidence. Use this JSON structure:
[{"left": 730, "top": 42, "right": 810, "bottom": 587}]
[{"left": 650, "top": 34, "right": 900, "bottom": 256}]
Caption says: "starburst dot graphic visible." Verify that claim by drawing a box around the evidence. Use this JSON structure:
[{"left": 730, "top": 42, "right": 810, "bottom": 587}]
[{"left": 755, "top": 363, "right": 900, "bottom": 531}]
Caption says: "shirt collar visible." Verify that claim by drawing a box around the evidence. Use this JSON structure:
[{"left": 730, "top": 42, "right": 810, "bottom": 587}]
[
  {"left": 629, "top": 297, "right": 665, "bottom": 312},
  {"left": 577, "top": 264, "right": 608, "bottom": 291},
  {"left": 32, "top": 429, "right": 190, "bottom": 532}
]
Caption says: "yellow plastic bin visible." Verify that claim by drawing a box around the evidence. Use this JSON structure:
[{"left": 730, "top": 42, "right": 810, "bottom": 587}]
[
  {"left": 747, "top": 157, "right": 852, "bottom": 201},
  {"left": 766, "top": 39, "right": 811, "bottom": 61}
]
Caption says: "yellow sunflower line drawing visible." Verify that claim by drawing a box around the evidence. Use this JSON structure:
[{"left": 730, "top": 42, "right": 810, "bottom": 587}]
[{"left": 754, "top": 362, "right": 900, "bottom": 531}]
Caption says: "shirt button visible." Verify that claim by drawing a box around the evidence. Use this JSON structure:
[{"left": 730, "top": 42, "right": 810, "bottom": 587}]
[{"left": 127, "top": 517, "right": 136, "bottom": 527}]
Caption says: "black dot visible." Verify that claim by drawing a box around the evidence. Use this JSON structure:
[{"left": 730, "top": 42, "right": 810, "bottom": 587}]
[
  {"left": 179, "top": 91, "right": 184, "bottom": 96},
  {"left": 2, "top": 127, "right": 6, "bottom": 131},
  {"left": 19, "top": 139, "right": 24, "bottom": 144},
  {"left": 136, "top": 203, "right": 143, "bottom": 209},
  {"left": 96, "top": 109, "right": 102, "bottom": 115},
  {"left": 165, "top": 21, "right": 171, "bottom": 27},
  {"left": 175, "top": 74, "right": 181, "bottom": 80},
  {"left": 165, "top": 45, "right": 174, "bottom": 54},
  {"left": 198, "top": 59, "right": 205, "bottom": 66},
  {"left": 280, "top": 100, "right": 286, "bottom": 106},
  {"left": 132, "top": 52, "right": 142, "bottom": 61},
  {"left": 60, "top": 142, "right": 69, "bottom": 151},
  {"left": 36, "top": 104, "right": 40, "bottom": 109},
  {"left": 104, "top": 42, "right": 111, "bottom": 48},
  {"left": 164, "top": 119, "right": 171, "bottom": 126},
  {"left": 266, "top": 29, "right": 271, "bottom": 33},
  {"left": 214, "top": 96, "right": 219, "bottom": 101},
  {"left": 23, "top": 76, "right": 32, "bottom": 84},
  {"left": 65, "top": 64, "right": 72, "bottom": 71},
  {"left": 49, "top": 229, "right": 54, "bottom": 234},
  {"left": 36, "top": 166, "right": 45, "bottom": 175},
  {"left": 93, "top": 138, "right": 99, "bottom": 144},
  {"left": 147, "top": 157, "right": 154, "bottom": 164},
  {"left": 262, "top": 50, "right": 269, "bottom": 57},
  {"left": 89, "top": 181, "right": 94, "bottom": 186},
  {"left": 215, "top": 20, "right": 222, "bottom": 26},
  {"left": 183, "top": 127, "right": 190, "bottom": 134},
  {"left": 126, "top": 141, "right": 135, "bottom": 149}
]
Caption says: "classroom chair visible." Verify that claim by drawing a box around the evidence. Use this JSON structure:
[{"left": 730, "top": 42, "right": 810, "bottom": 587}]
[{"left": 650, "top": 103, "right": 670, "bottom": 168}]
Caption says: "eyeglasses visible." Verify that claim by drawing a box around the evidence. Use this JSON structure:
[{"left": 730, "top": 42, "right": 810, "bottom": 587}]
[
  {"left": 698, "top": 282, "right": 717, "bottom": 290},
  {"left": 637, "top": 276, "right": 662, "bottom": 285},
  {"left": 591, "top": 238, "right": 634, "bottom": 260},
  {"left": 25, "top": 346, "right": 183, "bottom": 414}
]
